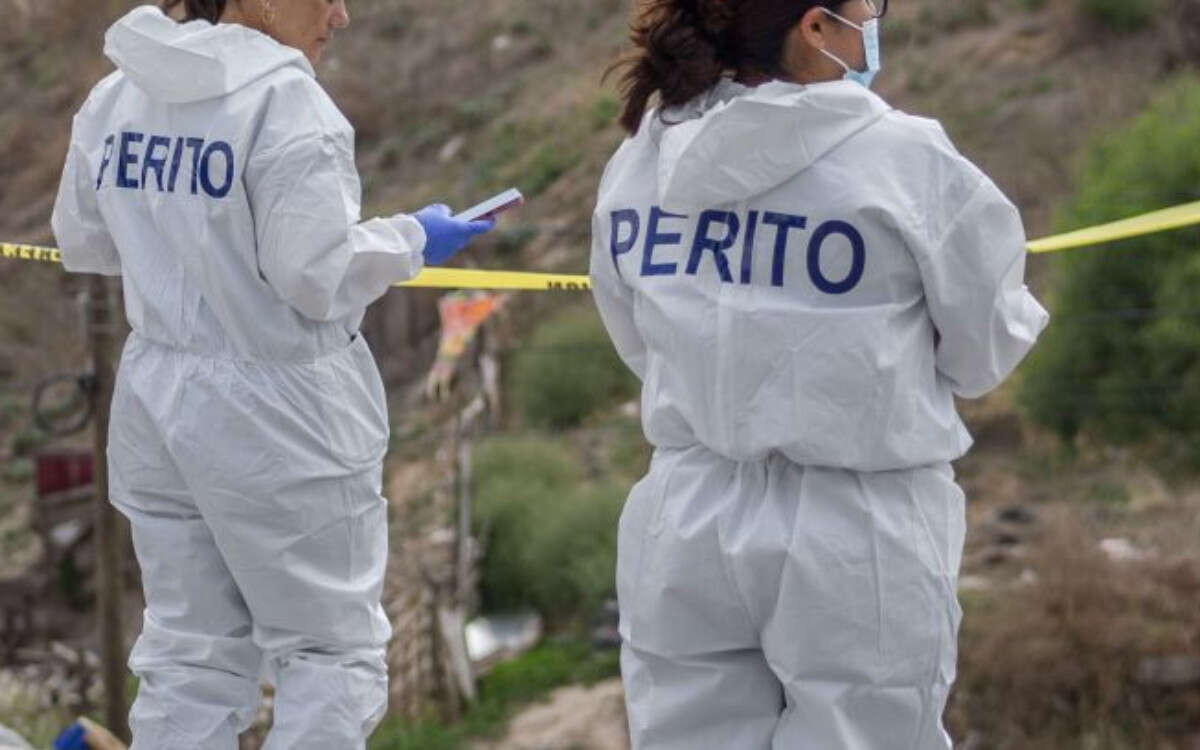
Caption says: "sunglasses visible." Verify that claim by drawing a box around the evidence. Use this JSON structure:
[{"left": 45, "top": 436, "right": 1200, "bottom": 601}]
[{"left": 834, "top": 0, "right": 888, "bottom": 18}]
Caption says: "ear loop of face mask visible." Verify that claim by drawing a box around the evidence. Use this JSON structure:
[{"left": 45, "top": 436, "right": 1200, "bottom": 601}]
[{"left": 817, "top": 6, "right": 881, "bottom": 89}]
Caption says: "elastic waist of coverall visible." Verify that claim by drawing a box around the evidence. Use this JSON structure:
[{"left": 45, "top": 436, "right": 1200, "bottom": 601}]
[
  {"left": 126, "top": 329, "right": 365, "bottom": 368},
  {"left": 651, "top": 442, "right": 954, "bottom": 480}
]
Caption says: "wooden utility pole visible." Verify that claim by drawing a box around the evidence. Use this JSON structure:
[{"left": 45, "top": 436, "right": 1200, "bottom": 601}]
[{"left": 89, "top": 275, "right": 127, "bottom": 740}]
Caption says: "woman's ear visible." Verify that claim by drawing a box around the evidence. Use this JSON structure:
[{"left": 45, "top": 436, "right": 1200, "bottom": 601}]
[
  {"left": 797, "top": 5, "right": 832, "bottom": 51},
  {"left": 779, "top": 5, "right": 837, "bottom": 81}
]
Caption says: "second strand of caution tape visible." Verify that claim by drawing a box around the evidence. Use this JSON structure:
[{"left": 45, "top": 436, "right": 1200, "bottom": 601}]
[
  {"left": 0, "top": 243, "right": 592, "bottom": 292},
  {"left": 6, "top": 199, "right": 1200, "bottom": 290}
]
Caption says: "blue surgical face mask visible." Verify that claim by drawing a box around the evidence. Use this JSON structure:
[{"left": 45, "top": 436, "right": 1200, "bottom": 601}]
[{"left": 818, "top": 8, "right": 882, "bottom": 89}]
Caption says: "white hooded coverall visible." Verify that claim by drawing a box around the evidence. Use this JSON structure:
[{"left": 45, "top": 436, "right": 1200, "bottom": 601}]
[
  {"left": 590, "top": 80, "right": 1048, "bottom": 748},
  {"left": 51, "top": 7, "right": 426, "bottom": 748}
]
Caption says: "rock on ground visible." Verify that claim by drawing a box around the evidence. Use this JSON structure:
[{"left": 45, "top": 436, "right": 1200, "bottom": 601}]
[{"left": 473, "top": 678, "right": 628, "bottom": 750}]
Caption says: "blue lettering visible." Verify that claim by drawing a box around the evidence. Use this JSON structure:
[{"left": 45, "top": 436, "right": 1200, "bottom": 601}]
[
  {"left": 185, "top": 137, "right": 205, "bottom": 195},
  {"left": 808, "top": 220, "right": 866, "bottom": 294},
  {"left": 116, "top": 131, "right": 144, "bottom": 189},
  {"left": 141, "top": 135, "right": 172, "bottom": 192},
  {"left": 617, "top": 206, "right": 865, "bottom": 294},
  {"left": 641, "top": 207, "right": 684, "bottom": 277},
  {"left": 740, "top": 210, "right": 759, "bottom": 285},
  {"left": 200, "top": 141, "right": 235, "bottom": 198},
  {"left": 686, "top": 210, "right": 738, "bottom": 283},
  {"left": 610, "top": 209, "right": 640, "bottom": 279},
  {"left": 763, "top": 212, "right": 808, "bottom": 288},
  {"left": 95, "top": 135, "right": 115, "bottom": 190},
  {"left": 167, "top": 136, "right": 186, "bottom": 192},
  {"left": 99, "top": 132, "right": 237, "bottom": 197}
]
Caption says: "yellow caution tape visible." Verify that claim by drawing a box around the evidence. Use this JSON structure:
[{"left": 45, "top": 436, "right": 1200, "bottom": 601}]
[
  {"left": 395, "top": 268, "right": 591, "bottom": 291},
  {"left": 1026, "top": 199, "right": 1200, "bottom": 254},
  {"left": 0, "top": 241, "right": 590, "bottom": 290},
  {"left": 6, "top": 199, "right": 1200, "bottom": 288},
  {"left": 0, "top": 243, "right": 62, "bottom": 263}
]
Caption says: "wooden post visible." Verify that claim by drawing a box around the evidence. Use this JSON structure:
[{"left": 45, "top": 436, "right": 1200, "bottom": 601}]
[
  {"left": 455, "top": 435, "right": 473, "bottom": 608},
  {"left": 89, "top": 275, "right": 127, "bottom": 740}
]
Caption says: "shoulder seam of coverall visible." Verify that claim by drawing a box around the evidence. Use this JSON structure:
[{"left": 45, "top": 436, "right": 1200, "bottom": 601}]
[
  {"left": 247, "top": 130, "right": 348, "bottom": 167},
  {"left": 928, "top": 170, "right": 991, "bottom": 256},
  {"left": 258, "top": 70, "right": 348, "bottom": 138},
  {"left": 67, "top": 135, "right": 102, "bottom": 193},
  {"left": 74, "top": 78, "right": 111, "bottom": 120},
  {"left": 57, "top": 135, "right": 121, "bottom": 272}
]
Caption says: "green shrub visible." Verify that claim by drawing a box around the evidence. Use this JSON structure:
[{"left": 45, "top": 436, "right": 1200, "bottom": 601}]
[
  {"left": 368, "top": 639, "right": 620, "bottom": 750},
  {"left": 1, "top": 458, "right": 33, "bottom": 484},
  {"left": 369, "top": 722, "right": 458, "bottom": 750},
  {"left": 1078, "top": 0, "right": 1157, "bottom": 31},
  {"left": 472, "top": 435, "right": 624, "bottom": 622},
  {"left": 0, "top": 396, "right": 23, "bottom": 429},
  {"left": 589, "top": 95, "right": 621, "bottom": 132},
  {"left": 1018, "top": 77, "right": 1200, "bottom": 460},
  {"left": 595, "top": 413, "right": 653, "bottom": 484},
  {"left": 8, "top": 427, "right": 45, "bottom": 458},
  {"left": 523, "top": 143, "right": 576, "bottom": 197},
  {"left": 474, "top": 434, "right": 584, "bottom": 489},
  {"left": 493, "top": 223, "right": 540, "bottom": 258},
  {"left": 475, "top": 639, "right": 620, "bottom": 707},
  {"left": 508, "top": 304, "right": 638, "bottom": 429}
]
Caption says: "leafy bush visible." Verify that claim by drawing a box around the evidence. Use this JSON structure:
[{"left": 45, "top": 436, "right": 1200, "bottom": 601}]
[
  {"left": 8, "top": 426, "right": 45, "bottom": 458},
  {"left": 1078, "top": 0, "right": 1158, "bottom": 32},
  {"left": 594, "top": 412, "right": 653, "bottom": 485},
  {"left": 0, "top": 395, "right": 23, "bottom": 429},
  {"left": 1019, "top": 78, "right": 1200, "bottom": 461},
  {"left": 472, "top": 435, "right": 625, "bottom": 623},
  {"left": 1, "top": 458, "right": 33, "bottom": 484},
  {"left": 523, "top": 143, "right": 576, "bottom": 197},
  {"left": 589, "top": 95, "right": 621, "bottom": 132},
  {"left": 508, "top": 304, "right": 638, "bottom": 429}
]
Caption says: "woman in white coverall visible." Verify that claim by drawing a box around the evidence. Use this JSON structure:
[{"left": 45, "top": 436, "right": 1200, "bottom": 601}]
[
  {"left": 591, "top": 0, "right": 1049, "bottom": 747},
  {"left": 50, "top": 1, "right": 493, "bottom": 747}
]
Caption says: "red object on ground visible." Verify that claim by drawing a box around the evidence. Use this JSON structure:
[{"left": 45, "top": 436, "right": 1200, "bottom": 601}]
[{"left": 35, "top": 451, "right": 94, "bottom": 497}]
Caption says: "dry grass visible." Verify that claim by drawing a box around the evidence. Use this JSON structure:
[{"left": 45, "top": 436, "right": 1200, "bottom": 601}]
[{"left": 949, "top": 500, "right": 1200, "bottom": 748}]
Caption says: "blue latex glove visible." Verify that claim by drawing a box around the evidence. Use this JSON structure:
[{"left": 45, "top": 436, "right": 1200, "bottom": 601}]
[
  {"left": 414, "top": 204, "right": 494, "bottom": 266},
  {"left": 52, "top": 722, "right": 89, "bottom": 750}
]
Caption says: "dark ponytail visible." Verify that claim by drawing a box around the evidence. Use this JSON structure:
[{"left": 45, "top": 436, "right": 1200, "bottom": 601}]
[
  {"left": 160, "top": 0, "right": 228, "bottom": 23},
  {"left": 610, "top": 0, "right": 834, "bottom": 135}
]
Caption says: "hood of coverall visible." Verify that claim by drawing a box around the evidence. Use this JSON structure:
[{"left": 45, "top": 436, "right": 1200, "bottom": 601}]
[
  {"left": 104, "top": 5, "right": 314, "bottom": 104},
  {"left": 655, "top": 78, "right": 893, "bottom": 208}
]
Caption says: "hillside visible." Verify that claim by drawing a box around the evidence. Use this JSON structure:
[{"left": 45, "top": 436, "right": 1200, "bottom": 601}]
[
  {"left": 2, "top": 0, "right": 1200, "bottom": 747},
  {"left": 4, "top": 0, "right": 1198, "bottom": 388},
  {"left": 3, "top": 0, "right": 1198, "bottom": 384}
]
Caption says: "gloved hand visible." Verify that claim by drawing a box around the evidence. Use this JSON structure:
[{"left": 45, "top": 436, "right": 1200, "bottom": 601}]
[
  {"left": 414, "top": 204, "right": 494, "bottom": 266},
  {"left": 52, "top": 722, "right": 88, "bottom": 750}
]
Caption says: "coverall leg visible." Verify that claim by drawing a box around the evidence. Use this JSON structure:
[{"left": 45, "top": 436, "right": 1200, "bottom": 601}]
[
  {"left": 111, "top": 335, "right": 392, "bottom": 750},
  {"left": 618, "top": 447, "right": 964, "bottom": 750},
  {"left": 111, "top": 358, "right": 263, "bottom": 749}
]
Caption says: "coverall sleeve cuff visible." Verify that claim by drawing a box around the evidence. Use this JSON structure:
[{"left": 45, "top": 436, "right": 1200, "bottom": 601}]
[{"left": 391, "top": 213, "right": 426, "bottom": 281}]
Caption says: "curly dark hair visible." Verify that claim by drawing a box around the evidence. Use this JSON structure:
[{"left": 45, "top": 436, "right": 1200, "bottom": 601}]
[
  {"left": 160, "top": 0, "right": 228, "bottom": 23},
  {"left": 611, "top": 0, "right": 845, "bottom": 134}
]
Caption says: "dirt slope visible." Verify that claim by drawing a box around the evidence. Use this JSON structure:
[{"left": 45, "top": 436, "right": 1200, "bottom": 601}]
[{"left": 2, "top": 1, "right": 1200, "bottom": 744}]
